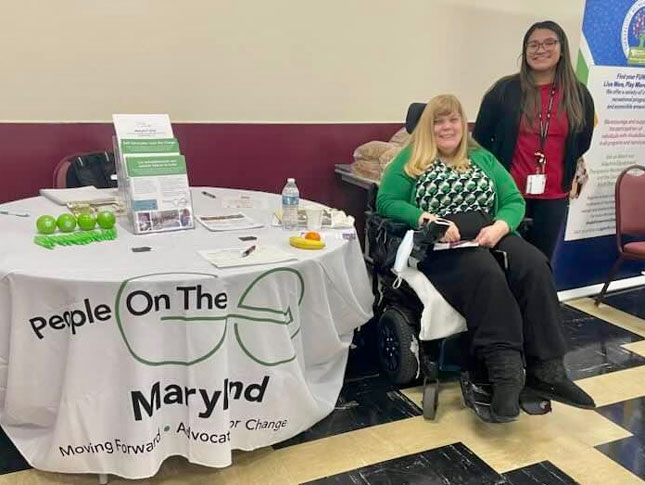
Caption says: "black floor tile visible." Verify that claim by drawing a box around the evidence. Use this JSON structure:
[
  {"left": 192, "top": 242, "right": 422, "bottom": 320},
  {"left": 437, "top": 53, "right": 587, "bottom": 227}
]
[
  {"left": 503, "top": 461, "right": 579, "bottom": 484},
  {"left": 595, "top": 395, "right": 645, "bottom": 439},
  {"left": 596, "top": 436, "right": 645, "bottom": 481},
  {"left": 0, "top": 427, "right": 30, "bottom": 475},
  {"left": 603, "top": 286, "right": 645, "bottom": 321},
  {"left": 302, "top": 442, "right": 506, "bottom": 485},
  {"left": 595, "top": 396, "right": 645, "bottom": 480},
  {"left": 560, "top": 305, "right": 645, "bottom": 380},
  {"left": 273, "top": 374, "right": 421, "bottom": 449}
]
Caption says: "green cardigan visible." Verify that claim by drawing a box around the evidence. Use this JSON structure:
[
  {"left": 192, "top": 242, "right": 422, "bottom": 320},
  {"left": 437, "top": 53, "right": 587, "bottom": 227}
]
[{"left": 377, "top": 145, "right": 525, "bottom": 230}]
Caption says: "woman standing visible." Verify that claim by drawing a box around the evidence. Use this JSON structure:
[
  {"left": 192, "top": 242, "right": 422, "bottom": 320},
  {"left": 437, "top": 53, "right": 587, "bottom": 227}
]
[
  {"left": 473, "top": 20, "right": 594, "bottom": 260},
  {"left": 377, "top": 94, "right": 595, "bottom": 423}
]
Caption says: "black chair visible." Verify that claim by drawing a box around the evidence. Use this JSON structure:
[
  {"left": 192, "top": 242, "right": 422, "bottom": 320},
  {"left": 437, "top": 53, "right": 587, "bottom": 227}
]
[
  {"left": 405, "top": 102, "right": 427, "bottom": 134},
  {"left": 53, "top": 152, "right": 117, "bottom": 189}
]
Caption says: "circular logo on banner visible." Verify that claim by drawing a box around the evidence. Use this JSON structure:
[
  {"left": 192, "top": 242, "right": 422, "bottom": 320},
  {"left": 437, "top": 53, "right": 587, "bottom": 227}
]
[
  {"left": 621, "top": 0, "right": 645, "bottom": 65},
  {"left": 114, "top": 269, "right": 304, "bottom": 367}
]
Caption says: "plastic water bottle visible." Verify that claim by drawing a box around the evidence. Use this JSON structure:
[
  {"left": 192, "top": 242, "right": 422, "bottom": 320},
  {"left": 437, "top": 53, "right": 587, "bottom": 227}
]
[{"left": 281, "top": 178, "right": 300, "bottom": 230}]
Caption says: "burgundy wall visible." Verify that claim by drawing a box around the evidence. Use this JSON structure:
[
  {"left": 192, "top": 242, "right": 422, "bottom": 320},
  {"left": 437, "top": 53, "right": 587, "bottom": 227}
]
[{"left": 0, "top": 123, "right": 401, "bottom": 224}]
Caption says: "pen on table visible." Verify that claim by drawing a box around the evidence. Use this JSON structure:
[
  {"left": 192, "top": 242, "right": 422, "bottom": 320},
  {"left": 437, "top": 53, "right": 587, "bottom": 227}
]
[
  {"left": 241, "top": 244, "right": 256, "bottom": 258},
  {"left": 202, "top": 191, "right": 217, "bottom": 199},
  {"left": 0, "top": 210, "right": 30, "bottom": 217}
]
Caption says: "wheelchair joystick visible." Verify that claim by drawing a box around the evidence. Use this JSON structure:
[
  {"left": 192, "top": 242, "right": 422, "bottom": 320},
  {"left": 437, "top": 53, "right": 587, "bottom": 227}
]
[{"left": 410, "top": 219, "right": 451, "bottom": 262}]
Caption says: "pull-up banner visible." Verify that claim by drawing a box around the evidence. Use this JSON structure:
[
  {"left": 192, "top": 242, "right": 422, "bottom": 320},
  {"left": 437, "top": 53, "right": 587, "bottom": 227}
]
[
  {"left": 565, "top": 0, "right": 645, "bottom": 241},
  {"left": 554, "top": 0, "right": 645, "bottom": 289}
]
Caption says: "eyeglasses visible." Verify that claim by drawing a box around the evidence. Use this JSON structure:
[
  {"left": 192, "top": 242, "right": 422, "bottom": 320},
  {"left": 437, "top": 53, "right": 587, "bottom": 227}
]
[{"left": 526, "top": 38, "right": 559, "bottom": 53}]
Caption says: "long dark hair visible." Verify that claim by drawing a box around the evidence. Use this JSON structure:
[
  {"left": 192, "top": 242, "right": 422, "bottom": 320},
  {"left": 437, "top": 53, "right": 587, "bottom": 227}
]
[{"left": 519, "top": 20, "right": 585, "bottom": 131}]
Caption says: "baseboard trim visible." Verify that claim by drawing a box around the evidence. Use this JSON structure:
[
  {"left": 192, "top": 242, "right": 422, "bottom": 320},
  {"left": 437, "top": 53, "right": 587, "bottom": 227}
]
[{"left": 558, "top": 274, "right": 645, "bottom": 302}]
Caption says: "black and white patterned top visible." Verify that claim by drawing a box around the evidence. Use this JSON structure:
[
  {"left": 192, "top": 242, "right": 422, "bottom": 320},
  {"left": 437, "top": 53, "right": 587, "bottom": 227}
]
[{"left": 414, "top": 160, "right": 495, "bottom": 217}]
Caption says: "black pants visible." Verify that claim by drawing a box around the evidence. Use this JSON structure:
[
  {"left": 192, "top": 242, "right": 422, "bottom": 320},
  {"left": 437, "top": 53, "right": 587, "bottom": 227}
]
[
  {"left": 524, "top": 197, "right": 569, "bottom": 261},
  {"left": 417, "top": 234, "right": 567, "bottom": 361}
]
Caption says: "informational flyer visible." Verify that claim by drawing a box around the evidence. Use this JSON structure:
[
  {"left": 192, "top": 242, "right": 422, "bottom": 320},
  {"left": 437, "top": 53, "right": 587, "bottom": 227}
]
[
  {"left": 565, "top": 0, "right": 645, "bottom": 241},
  {"left": 113, "top": 114, "right": 174, "bottom": 140},
  {"left": 113, "top": 114, "right": 194, "bottom": 234}
]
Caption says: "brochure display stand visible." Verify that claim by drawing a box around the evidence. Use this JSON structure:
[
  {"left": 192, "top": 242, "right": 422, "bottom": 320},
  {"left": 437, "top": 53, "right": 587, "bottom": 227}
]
[{"left": 112, "top": 114, "right": 194, "bottom": 234}]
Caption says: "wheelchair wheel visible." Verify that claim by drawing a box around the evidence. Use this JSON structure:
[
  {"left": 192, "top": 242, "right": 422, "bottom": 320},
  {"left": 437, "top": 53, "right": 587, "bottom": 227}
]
[
  {"left": 422, "top": 380, "right": 438, "bottom": 420},
  {"left": 377, "top": 306, "right": 418, "bottom": 385}
]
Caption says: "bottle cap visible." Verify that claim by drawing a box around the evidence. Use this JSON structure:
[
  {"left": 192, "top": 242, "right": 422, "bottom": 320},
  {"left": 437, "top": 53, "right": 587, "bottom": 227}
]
[{"left": 287, "top": 178, "right": 295, "bottom": 183}]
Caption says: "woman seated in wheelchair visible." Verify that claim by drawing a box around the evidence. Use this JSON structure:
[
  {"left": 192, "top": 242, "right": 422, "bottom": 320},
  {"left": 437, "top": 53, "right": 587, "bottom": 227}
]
[{"left": 377, "top": 94, "right": 595, "bottom": 423}]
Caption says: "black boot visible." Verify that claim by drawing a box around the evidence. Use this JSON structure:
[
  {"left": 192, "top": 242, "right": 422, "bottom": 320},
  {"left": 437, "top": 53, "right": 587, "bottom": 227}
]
[
  {"left": 526, "top": 358, "right": 596, "bottom": 409},
  {"left": 482, "top": 349, "right": 524, "bottom": 423}
]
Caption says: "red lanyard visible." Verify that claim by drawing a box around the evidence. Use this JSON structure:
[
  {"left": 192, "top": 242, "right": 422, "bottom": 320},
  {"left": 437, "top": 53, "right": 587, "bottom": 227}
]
[
  {"left": 534, "top": 83, "right": 556, "bottom": 173},
  {"left": 537, "top": 84, "right": 557, "bottom": 153}
]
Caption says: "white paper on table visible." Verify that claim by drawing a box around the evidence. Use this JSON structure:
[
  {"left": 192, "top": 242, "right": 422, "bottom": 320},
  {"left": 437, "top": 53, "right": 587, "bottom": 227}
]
[
  {"left": 196, "top": 212, "right": 263, "bottom": 232},
  {"left": 198, "top": 246, "right": 296, "bottom": 268},
  {"left": 39, "top": 187, "right": 117, "bottom": 206},
  {"left": 221, "top": 196, "right": 269, "bottom": 210}
]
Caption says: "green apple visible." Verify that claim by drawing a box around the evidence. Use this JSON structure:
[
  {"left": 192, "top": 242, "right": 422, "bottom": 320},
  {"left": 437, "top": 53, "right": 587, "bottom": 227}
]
[
  {"left": 96, "top": 210, "right": 116, "bottom": 229},
  {"left": 36, "top": 215, "right": 57, "bottom": 234},
  {"left": 77, "top": 213, "right": 97, "bottom": 231},
  {"left": 56, "top": 213, "right": 77, "bottom": 233}
]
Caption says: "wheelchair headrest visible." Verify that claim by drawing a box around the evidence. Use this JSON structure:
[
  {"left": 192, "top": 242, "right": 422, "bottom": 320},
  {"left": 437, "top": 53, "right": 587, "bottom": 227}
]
[{"left": 405, "top": 103, "right": 427, "bottom": 134}]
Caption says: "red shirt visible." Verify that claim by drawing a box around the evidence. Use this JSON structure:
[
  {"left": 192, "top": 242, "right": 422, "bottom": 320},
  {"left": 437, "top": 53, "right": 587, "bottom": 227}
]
[{"left": 510, "top": 84, "right": 569, "bottom": 199}]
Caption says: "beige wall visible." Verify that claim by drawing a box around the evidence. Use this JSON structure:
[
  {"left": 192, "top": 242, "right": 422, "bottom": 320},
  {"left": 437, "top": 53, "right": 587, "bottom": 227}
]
[{"left": 1, "top": 0, "right": 584, "bottom": 122}]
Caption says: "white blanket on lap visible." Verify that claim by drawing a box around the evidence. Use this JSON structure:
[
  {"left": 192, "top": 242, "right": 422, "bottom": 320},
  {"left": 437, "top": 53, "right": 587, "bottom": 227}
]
[{"left": 398, "top": 266, "right": 467, "bottom": 341}]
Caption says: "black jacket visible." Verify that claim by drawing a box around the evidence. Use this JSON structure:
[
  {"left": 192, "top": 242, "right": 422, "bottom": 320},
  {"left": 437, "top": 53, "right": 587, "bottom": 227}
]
[{"left": 472, "top": 74, "right": 595, "bottom": 192}]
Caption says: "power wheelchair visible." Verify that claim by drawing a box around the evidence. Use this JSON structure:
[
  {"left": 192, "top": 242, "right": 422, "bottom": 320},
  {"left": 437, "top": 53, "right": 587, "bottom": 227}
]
[
  {"left": 363, "top": 102, "right": 550, "bottom": 421},
  {"left": 364, "top": 185, "right": 551, "bottom": 421}
]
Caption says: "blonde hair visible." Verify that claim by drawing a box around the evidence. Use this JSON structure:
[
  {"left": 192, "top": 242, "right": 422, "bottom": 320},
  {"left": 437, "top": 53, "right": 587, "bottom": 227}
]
[{"left": 404, "top": 94, "right": 478, "bottom": 178}]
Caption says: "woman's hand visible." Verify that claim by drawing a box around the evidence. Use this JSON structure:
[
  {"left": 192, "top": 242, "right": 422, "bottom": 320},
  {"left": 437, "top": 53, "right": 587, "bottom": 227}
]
[
  {"left": 417, "top": 211, "right": 437, "bottom": 227},
  {"left": 475, "top": 220, "right": 509, "bottom": 248},
  {"left": 439, "top": 221, "right": 461, "bottom": 242}
]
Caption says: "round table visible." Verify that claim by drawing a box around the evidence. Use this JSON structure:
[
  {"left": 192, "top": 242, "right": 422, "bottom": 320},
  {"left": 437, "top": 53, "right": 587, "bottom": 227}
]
[{"left": 0, "top": 187, "right": 372, "bottom": 479}]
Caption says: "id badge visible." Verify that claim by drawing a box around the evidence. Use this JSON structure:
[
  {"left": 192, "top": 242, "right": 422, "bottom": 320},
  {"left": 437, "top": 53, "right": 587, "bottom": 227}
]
[{"left": 526, "top": 174, "right": 546, "bottom": 195}]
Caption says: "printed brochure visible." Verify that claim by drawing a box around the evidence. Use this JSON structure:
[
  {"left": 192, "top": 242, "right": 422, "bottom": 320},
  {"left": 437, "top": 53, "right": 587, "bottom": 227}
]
[{"left": 113, "top": 114, "right": 194, "bottom": 234}]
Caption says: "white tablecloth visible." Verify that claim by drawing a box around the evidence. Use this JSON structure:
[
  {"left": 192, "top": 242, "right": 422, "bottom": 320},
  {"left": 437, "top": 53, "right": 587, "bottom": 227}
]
[{"left": 0, "top": 187, "right": 373, "bottom": 479}]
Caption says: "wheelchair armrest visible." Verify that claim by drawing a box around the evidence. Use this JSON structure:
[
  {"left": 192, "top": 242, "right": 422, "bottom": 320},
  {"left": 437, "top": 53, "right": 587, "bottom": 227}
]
[
  {"left": 365, "top": 212, "right": 411, "bottom": 270},
  {"left": 366, "top": 212, "right": 410, "bottom": 238},
  {"left": 366, "top": 213, "right": 450, "bottom": 271}
]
